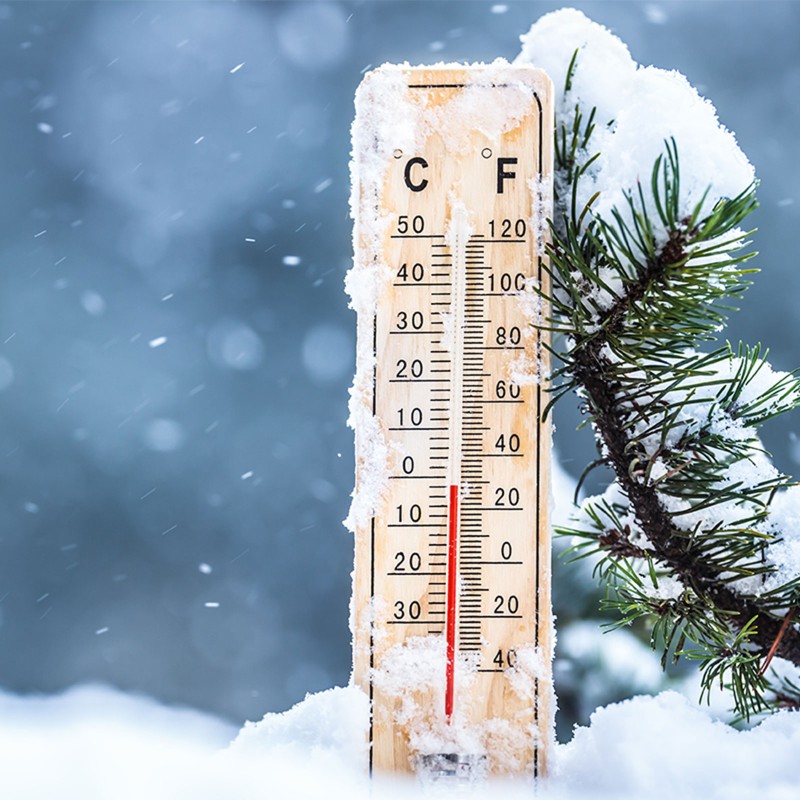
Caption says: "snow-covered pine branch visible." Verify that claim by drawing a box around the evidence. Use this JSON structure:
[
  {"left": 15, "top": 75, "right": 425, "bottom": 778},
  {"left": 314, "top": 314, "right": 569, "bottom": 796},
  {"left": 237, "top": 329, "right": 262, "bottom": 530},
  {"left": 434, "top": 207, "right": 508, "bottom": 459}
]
[{"left": 517, "top": 9, "right": 800, "bottom": 718}]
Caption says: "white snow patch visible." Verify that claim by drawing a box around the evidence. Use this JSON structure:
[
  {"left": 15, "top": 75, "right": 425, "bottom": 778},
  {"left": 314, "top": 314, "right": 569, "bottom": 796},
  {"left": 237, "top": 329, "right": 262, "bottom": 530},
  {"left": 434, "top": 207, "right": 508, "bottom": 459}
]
[
  {"left": 517, "top": 9, "right": 754, "bottom": 244},
  {"left": 0, "top": 685, "right": 239, "bottom": 798},
  {"left": 4, "top": 684, "right": 800, "bottom": 798},
  {"left": 554, "top": 691, "right": 800, "bottom": 800},
  {"left": 762, "top": 485, "right": 800, "bottom": 593},
  {"left": 232, "top": 685, "right": 369, "bottom": 768}
]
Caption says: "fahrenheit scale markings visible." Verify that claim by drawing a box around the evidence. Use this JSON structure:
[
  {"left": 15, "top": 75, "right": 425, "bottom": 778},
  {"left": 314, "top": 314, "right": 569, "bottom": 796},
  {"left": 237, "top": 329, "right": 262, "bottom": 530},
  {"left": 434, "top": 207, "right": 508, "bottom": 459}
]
[{"left": 351, "top": 65, "right": 554, "bottom": 780}]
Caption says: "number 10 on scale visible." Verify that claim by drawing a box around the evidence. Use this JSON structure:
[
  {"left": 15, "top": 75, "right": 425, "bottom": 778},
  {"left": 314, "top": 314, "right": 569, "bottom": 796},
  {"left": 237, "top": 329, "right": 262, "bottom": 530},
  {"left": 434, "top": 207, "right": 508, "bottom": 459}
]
[{"left": 349, "top": 65, "right": 554, "bottom": 780}]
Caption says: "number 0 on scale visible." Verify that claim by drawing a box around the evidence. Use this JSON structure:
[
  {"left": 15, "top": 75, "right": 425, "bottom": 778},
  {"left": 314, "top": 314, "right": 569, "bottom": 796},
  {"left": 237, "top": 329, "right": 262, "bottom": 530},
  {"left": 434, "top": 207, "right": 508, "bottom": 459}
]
[{"left": 349, "top": 65, "right": 554, "bottom": 780}]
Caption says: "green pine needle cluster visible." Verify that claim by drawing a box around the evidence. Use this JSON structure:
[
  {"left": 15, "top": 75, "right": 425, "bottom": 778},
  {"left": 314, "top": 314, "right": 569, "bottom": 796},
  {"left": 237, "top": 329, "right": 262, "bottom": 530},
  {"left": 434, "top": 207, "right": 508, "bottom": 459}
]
[{"left": 543, "top": 52, "right": 800, "bottom": 719}]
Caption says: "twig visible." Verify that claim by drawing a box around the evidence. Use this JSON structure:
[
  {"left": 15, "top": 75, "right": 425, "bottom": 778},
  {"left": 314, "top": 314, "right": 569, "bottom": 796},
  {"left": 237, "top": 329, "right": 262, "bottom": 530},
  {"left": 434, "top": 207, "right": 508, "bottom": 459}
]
[{"left": 759, "top": 608, "right": 795, "bottom": 677}]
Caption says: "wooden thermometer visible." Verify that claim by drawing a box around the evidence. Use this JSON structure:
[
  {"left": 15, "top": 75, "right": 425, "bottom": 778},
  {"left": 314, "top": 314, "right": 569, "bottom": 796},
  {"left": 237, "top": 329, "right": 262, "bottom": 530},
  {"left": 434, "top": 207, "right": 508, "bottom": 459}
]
[{"left": 348, "top": 64, "right": 553, "bottom": 781}]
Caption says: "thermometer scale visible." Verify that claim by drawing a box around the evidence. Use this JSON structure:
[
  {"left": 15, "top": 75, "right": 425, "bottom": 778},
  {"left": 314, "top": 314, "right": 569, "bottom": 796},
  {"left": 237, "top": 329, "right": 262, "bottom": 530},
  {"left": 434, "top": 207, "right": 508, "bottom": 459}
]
[{"left": 349, "top": 65, "right": 553, "bottom": 779}]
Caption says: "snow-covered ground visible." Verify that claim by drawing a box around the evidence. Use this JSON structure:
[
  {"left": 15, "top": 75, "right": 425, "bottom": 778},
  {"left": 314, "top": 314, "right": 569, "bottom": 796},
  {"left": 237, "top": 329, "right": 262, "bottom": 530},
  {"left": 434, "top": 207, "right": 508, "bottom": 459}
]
[{"left": 2, "top": 682, "right": 799, "bottom": 799}]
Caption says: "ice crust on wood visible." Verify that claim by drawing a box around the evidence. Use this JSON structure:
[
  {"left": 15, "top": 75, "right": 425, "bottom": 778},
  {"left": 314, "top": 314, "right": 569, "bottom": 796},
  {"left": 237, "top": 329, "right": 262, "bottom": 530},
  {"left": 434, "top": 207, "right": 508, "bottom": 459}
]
[{"left": 370, "top": 635, "right": 550, "bottom": 773}]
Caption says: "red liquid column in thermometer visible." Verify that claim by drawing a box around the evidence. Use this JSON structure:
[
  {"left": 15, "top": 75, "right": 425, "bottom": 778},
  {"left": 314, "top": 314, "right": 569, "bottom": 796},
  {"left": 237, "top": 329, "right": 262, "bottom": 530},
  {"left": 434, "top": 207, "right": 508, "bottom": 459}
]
[{"left": 445, "top": 481, "right": 458, "bottom": 720}]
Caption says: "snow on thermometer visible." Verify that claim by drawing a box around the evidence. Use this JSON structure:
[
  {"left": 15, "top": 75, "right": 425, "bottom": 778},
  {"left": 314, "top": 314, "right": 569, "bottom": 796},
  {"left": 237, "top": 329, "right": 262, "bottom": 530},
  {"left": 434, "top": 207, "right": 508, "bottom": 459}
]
[{"left": 347, "top": 64, "right": 554, "bottom": 780}]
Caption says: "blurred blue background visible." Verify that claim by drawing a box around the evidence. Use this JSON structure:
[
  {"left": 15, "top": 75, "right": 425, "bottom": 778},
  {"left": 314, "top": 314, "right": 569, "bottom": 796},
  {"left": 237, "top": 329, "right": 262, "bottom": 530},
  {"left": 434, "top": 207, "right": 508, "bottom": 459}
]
[{"left": 0, "top": 0, "right": 798, "bottom": 737}]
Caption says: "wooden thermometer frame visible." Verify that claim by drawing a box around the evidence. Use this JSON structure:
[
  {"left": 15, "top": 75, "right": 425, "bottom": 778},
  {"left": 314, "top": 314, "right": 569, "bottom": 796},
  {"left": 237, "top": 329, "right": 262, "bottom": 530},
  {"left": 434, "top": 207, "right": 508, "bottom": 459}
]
[{"left": 351, "top": 65, "right": 553, "bottom": 780}]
